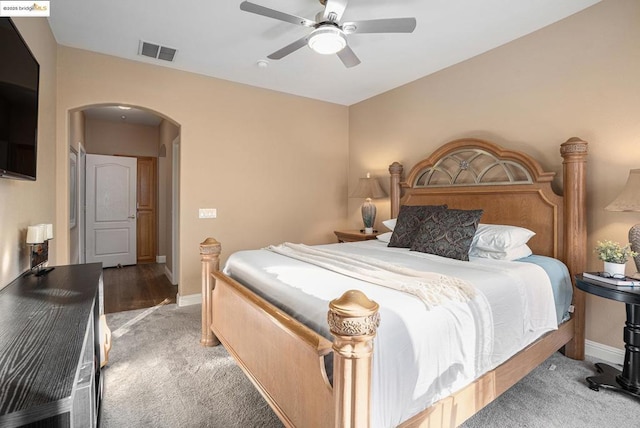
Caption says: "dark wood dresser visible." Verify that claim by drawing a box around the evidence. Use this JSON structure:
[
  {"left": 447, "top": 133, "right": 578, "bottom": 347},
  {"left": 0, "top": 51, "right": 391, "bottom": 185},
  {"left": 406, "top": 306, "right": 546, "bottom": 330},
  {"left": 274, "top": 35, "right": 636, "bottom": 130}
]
[{"left": 0, "top": 263, "right": 104, "bottom": 427}]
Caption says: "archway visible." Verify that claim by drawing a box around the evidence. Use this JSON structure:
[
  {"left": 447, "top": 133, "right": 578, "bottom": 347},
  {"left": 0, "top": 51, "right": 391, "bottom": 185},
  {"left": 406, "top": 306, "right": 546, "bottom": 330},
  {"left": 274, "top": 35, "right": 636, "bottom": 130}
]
[{"left": 67, "top": 104, "right": 181, "bottom": 308}]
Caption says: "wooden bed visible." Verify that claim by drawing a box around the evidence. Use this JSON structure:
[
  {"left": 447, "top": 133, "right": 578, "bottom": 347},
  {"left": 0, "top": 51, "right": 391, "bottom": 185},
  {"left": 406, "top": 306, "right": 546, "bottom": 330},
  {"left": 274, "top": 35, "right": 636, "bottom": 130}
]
[{"left": 199, "top": 137, "right": 588, "bottom": 428}]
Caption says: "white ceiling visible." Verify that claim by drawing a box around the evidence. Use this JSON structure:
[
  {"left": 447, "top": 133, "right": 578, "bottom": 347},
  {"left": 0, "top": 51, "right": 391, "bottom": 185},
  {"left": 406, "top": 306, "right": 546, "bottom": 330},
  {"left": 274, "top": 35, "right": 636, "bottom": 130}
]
[{"left": 48, "top": 0, "right": 600, "bottom": 107}]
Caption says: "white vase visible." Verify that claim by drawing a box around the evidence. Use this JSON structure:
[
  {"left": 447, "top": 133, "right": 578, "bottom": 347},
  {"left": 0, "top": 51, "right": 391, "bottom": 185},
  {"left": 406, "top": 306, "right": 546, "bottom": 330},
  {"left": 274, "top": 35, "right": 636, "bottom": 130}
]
[{"left": 603, "top": 261, "right": 626, "bottom": 277}]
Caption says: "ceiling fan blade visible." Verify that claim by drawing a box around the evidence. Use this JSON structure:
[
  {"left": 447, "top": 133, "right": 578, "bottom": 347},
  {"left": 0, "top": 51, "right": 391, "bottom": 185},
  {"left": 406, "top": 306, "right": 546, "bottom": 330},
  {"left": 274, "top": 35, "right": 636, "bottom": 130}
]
[
  {"left": 342, "top": 17, "right": 417, "bottom": 34},
  {"left": 337, "top": 45, "right": 360, "bottom": 68},
  {"left": 322, "top": 0, "right": 348, "bottom": 22},
  {"left": 267, "top": 36, "right": 310, "bottom": 60},
  {"left": 240, "top": 1, "right": 316, "bottom": 28}
]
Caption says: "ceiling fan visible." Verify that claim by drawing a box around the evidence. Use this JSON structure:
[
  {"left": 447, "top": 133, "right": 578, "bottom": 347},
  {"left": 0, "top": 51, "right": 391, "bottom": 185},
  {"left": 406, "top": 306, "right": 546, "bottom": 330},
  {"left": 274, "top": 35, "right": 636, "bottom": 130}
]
[{"left": 240, "top": 0, "right": 417, "bottom": 68}]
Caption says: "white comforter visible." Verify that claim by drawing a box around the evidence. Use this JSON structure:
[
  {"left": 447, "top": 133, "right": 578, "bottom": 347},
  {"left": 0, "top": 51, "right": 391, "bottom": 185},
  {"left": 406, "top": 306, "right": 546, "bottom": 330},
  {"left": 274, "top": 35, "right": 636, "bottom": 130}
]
[{"left": 223, "top": 240, "right": 558, "bottom": 427}]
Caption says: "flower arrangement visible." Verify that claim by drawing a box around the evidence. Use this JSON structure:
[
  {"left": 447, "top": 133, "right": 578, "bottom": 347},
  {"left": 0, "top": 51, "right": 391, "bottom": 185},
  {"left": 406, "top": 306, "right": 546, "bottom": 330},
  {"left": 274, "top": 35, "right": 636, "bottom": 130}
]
[{"left": 595, "top": 240, "right": 638, "bottom": 264}]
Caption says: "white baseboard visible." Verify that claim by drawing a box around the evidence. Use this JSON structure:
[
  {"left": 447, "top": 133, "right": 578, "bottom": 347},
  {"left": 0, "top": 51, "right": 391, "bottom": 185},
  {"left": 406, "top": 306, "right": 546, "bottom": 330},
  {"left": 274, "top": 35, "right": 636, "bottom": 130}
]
[
  {"left": 177, "top": 293, "right": 201, "bottom": 307},
  {"left": 585, "top": 340, "right": 625, "bottom": 366},
  {"left": 164, "top": 265, "right": 177, "bottom": 285},
  {"left": 156, "top": 255, "right": 166, "bottom": 263}
]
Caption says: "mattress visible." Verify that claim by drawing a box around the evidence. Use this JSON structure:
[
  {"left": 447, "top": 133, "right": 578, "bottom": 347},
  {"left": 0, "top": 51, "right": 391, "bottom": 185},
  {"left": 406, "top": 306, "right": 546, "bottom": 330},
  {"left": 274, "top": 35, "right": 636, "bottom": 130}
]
[{"left": 223, "top": 240, "right": 569, "bottom": 427}]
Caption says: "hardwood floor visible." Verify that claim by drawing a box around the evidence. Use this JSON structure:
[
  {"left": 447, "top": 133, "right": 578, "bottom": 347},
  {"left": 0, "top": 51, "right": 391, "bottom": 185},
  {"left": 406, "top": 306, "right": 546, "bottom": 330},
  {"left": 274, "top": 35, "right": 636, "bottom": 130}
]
[{"left": 103, "top": 263, "right": 177, "bottom": 314}]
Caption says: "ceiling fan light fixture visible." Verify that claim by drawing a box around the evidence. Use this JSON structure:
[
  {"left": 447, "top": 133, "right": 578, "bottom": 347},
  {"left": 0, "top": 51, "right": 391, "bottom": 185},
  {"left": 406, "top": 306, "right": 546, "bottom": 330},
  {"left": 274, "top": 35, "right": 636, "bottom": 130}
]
[{"left": 308, "top": 26, "right": 346, "bottom": 55}]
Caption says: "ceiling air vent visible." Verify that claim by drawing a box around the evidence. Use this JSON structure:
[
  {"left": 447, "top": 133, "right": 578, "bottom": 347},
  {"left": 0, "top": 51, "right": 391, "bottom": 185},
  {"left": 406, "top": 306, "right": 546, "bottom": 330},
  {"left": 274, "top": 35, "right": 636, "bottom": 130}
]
[{"left": 138, "top": 40, "right": 177, "bottom": 62}]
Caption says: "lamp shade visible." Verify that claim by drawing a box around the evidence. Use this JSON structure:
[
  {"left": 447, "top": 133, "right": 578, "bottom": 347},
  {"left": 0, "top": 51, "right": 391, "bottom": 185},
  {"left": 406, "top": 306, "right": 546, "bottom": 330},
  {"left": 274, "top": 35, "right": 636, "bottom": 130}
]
[
  {"left": 44, "top": 223, "right": 53, "bottom": 240},
  {"left": 350, "top": 173, "right": 387, "bottom": 199},
  {"left": 605, "top": 169, "right": 640, "bottom": 212},
  {"left": 26, "top": 225, "right": 45, "bottom": 244}
]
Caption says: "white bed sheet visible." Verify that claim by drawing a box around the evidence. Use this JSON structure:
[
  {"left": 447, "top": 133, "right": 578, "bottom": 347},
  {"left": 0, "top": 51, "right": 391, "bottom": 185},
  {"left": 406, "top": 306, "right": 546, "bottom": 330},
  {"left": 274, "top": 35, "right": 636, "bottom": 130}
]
[{"left": 223, "top": 240, "right": 558, "bottom": 427}]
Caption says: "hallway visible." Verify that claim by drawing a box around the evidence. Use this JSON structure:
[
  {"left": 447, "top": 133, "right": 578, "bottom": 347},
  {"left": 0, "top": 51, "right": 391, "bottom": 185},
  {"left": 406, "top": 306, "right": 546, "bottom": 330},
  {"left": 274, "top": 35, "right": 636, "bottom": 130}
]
[{"left": 103, "top": 263, "right": 177, "bottom": 313}]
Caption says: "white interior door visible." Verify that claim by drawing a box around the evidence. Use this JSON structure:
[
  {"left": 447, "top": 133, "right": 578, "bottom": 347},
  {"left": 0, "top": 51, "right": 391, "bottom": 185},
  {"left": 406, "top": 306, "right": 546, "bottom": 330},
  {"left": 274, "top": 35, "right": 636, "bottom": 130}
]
[{"left": 86, "top": 154, "right": 137, "bottom": 268}]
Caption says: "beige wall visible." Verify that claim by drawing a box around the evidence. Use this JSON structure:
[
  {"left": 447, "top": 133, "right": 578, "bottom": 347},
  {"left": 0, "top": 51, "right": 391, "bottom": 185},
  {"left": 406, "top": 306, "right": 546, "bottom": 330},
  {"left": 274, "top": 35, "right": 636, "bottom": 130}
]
[
  {"left": 349, "top": 0, "right": 640, "bottom": 350},
  {"left": 85, "top": 118, "right": 160, "bottom": 157},
  {"left": 55, "top": 47, "right": 349, "bottom": 299},
  {"left": 0, "top": 18, "right": 57, "bottom": 288}
]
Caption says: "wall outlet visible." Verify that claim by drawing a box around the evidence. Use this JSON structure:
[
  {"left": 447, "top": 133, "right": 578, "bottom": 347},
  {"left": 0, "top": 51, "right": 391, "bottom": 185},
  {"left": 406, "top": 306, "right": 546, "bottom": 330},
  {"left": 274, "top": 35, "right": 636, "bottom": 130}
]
[{"left": 199, "top": 208, "right": 217, "bottom": 219}]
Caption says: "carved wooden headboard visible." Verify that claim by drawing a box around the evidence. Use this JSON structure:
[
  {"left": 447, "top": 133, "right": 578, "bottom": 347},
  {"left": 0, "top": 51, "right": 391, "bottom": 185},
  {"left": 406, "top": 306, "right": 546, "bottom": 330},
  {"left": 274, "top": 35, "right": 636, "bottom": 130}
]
[{"left": 388, "top": 138, "right": 588, "bottom": 265}]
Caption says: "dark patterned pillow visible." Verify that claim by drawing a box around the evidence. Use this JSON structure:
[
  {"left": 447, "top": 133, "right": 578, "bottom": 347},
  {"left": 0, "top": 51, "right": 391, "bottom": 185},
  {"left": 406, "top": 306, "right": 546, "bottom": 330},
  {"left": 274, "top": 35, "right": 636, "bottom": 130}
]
[
  {"left": 411, "top": 209, "right": 484, "bottom": 261},
  {"left": 388, "top": 205, "right": 447, "bottom": 248}
]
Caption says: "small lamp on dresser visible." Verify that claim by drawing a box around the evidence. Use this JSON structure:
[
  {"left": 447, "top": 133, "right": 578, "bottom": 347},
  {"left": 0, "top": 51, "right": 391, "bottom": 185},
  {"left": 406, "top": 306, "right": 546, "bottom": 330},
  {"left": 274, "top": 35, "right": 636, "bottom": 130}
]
[
  {"left": 26, "top": 223, "right": 54, "bottom": 276},
  {"left": 605, "top": 169, "right": 640, "bottom": 278},
  {"left": 350, "top": 173, "right": 387, "bottom": 234}
]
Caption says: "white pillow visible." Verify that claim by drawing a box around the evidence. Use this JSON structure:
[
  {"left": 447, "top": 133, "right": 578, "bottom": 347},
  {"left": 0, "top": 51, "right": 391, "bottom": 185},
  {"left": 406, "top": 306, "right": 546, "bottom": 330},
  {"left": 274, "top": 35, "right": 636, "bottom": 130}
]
[
  {"left": 469, "top": 244, "right": 533, "bottom": 261},
  {"left": 471, "top": 224, "right": 535, "bottom": 252},
  {"left": 382, "top": 218, "right": 397, "bottom": 232},
  {"left": 376, "top": 232, "right": 393, "bottom": 243}
]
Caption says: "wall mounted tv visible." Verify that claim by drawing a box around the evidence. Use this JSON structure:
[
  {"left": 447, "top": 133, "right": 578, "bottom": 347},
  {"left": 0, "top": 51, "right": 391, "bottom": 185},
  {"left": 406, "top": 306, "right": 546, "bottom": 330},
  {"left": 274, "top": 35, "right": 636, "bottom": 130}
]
[{"left": 0, "top": 17, "right": 39, "bottom": 181}]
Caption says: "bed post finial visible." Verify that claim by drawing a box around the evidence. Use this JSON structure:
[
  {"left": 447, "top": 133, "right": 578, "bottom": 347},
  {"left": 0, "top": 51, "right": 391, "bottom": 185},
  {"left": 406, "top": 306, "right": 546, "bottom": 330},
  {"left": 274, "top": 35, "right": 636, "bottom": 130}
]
[
  {"left": 328, "top": 290, "right": 380, "bottom": 428},
  {"left": 389, "top": 162, "right": 403, "bottom": 219},
  {"left": 560, "top": 137, "right": 588, "bottom": 360},
  {"left": 200, "top": 238, "right": 221, "bottom": 347}
]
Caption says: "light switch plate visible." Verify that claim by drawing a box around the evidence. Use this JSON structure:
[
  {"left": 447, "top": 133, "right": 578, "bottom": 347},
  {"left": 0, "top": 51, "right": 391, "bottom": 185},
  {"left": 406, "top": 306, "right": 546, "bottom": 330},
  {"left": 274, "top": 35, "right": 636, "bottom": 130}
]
[{"left": 199, "top": 208, "right": 217, "bottom": 219}]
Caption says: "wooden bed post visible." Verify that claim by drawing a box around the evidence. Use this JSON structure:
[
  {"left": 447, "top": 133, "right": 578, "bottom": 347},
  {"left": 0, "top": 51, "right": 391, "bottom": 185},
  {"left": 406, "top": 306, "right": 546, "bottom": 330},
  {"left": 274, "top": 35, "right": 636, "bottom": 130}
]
[
  {"left": 200, "top": 237, "right": 221, "bottom": 347},
  {"left": 328, "top": 290, "right": 380, "bottom": 428},
  {"left": 389, "top": 162, "right": 403, "bottom": 219},
  {"left": 560, "top": 137, "right": 588, "bottom": 360}
]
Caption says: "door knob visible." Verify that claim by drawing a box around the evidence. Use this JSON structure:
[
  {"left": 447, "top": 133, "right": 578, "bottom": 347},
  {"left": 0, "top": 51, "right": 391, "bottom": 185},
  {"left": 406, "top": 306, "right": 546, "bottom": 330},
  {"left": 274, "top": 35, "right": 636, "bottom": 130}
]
[{"left": 128, "top": 215, "right": 135, "bottom": 219}]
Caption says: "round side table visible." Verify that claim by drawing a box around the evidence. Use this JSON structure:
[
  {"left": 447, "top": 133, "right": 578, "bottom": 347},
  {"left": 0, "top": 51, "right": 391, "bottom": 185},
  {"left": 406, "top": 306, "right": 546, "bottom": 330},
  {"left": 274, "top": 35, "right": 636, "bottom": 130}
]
[{"left": 575, "top": 275, "right": 640, "bottom": 398}]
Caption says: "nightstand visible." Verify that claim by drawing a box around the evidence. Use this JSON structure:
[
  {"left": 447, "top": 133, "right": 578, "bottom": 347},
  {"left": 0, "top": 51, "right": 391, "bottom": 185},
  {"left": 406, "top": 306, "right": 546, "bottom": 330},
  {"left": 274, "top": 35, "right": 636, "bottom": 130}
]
[
  {"left": 334, "top": 229, "right": 379, "bottom": 243},
  {"left": 574, "top": 274, "right": 640, "bottom": 399}
]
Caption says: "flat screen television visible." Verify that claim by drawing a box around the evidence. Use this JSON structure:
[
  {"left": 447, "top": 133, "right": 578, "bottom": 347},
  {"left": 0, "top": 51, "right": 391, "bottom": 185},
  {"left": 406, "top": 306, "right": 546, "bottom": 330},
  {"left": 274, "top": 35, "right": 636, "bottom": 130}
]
[{"left": 0, "top": 17, "right": 39, "bottom": 181}]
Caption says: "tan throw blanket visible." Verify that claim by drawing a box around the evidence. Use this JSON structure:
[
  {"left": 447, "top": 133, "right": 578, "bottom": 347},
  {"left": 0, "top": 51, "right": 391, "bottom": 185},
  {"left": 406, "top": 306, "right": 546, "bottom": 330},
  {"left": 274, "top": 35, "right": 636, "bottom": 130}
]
[{"left": 266, "top": 243, "right": 476, "bottom": 309}]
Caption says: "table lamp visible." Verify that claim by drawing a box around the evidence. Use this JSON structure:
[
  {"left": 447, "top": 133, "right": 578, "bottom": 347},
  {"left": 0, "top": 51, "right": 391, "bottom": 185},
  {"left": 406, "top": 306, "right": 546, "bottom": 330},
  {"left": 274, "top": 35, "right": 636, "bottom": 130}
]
[
  {"left": 350, "top": 173, "right": 386, "bottom": 234},
  {"left": 26, "top": 223, "right": 55, "bottom": 276},
  {"left": 605, "top": 169, "right": 640, "bottom": 278}
]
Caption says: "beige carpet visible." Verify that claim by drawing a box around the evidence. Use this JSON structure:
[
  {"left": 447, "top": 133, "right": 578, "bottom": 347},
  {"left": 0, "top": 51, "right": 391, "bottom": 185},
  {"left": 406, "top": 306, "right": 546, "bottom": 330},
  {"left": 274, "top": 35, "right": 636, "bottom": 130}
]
[
  {"left": 102, "top": 303, "right": 639, "bottom": 428},
  {"left": 101, "top": 303, "right": 283, "bottom": 428}
]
